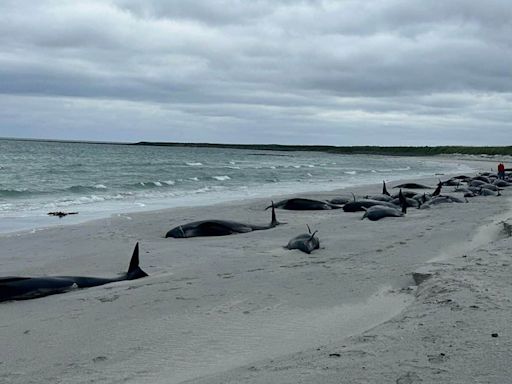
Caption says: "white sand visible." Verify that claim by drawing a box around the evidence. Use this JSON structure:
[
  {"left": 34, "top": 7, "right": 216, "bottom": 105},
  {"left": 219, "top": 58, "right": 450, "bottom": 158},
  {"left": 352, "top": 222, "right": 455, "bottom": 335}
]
[{"left": 1, "top": 168, "right": 511, "bottom": 384}]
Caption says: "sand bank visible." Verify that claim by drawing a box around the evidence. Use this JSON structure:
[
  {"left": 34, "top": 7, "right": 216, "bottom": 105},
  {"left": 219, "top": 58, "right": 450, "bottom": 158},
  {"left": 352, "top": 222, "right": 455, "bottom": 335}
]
[{"left": 0, "top": 171, "right": 511, "bottom": 383}]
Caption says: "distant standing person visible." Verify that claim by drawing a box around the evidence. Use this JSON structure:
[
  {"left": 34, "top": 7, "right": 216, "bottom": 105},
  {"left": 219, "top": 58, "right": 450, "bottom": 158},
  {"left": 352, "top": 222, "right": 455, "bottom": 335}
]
[{"left": 498, "top": 162, "right": 505, "bottom": 179}]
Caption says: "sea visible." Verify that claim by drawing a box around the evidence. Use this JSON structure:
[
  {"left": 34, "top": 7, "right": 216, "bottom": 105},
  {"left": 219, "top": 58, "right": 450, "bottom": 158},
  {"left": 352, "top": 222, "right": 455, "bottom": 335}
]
[{"left": 0, "top": 138, "right": 476, "bottom": 234}]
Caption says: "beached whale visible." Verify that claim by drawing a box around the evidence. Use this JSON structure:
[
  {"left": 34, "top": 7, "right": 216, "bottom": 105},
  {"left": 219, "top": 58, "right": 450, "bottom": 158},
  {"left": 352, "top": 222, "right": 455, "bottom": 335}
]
[
  {"left": 269, "top": 198, "right": 342, "bottom": 210},
  {"left": 392, "top": 183, "right": 432, "bottom": 189},
  {"left": 328, "top": 196, "right": 352, "bottom": 205},
  {"left": 472, "top": 175, "right": 491, "bottom": 183},
  {"left": 361, "top": 205, "right": 404, "bottom": 221},
  {"left": 382, "top": 180, "right": 391, "bottom": 196},
  {"left": 286, "top": 226, "right": 320, "bottom": 254},
  {"left": 366, "top": 194, "right": 394, "bottom": 202},
  {"left": 478, "top": 188, "right": 500, "bottom": 196},
  {"left": 469, "top": 179, "right": 486, "bottom": 187},
  {"left": 166, "top": 203, "right": 280, "bottom": 238},
  {"left": 493, "top": 180, "right": 512, "bottom": 188},
  {"left": 342, "top": 199, "right": 398, "bottom": 212},
  {"left": 0, "top": 243, "right": 147, "bottom": 302},
  {"left": 420, "top": 195, "right": 467, "bottom": 209}
]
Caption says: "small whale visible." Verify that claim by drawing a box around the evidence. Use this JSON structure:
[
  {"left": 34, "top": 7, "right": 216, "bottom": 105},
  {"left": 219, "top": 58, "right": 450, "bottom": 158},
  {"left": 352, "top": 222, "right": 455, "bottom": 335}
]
[
  {"left": 472, "top": 175, "right": 491, "bottom": 183},
  {"left": 440, "top": 178, "right": 460, "bottom": 186},
  {"left": 469, "top": 179, "right": 486, "bottom": 188},
  {"left": 493, "top": 180, "right": 512, "bottom": 188},
  {"left": 361, "top": 205, "right": 404, "bottom": 221},
  {"left": 392, "top": 183, "right": 432, "bottom": 189},
  {"left": 48, "top": 211, "right": 79, "bottom": 218},
  {"left": 343, "top": 199, "right": 398, "bottom": 212},
  {"left": 478, "top": 188, "right": 500, "bottom": 196},
  {"left": 420, "top": 195, "right": 467, "bottom": 209},
  {"left": 328, "top": 196, "right": 352, "bottom": 205},
  {"left": 166, "top": 202, "right": 280, "bottom": 238},
  {"left": 365, "top": 194, "right": 394, "bottom": 202},
  {"left": 269, "top": 198, "right": 342, "bottom": 210},
  {"left": 0, "top": 243, "right": 147, "bottom": 302},
  {"left": 286, "top": 225, "right": 320, "bottom": 254}
]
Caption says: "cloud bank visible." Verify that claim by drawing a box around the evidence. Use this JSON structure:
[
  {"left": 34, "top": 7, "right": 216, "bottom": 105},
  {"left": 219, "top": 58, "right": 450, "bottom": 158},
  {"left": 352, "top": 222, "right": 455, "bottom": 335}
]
[{"left": 0, "top": 0, "right": 511, "bottom": 145}]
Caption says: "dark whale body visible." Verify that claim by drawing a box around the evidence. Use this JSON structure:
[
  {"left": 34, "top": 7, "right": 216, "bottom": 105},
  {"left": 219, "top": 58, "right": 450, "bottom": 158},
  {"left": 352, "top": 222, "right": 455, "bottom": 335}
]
[
  {"left": 361, "top": 205, "right": 404, "bottom": 221},
  {"left": 166, "top": 204, "right": 280, "bottom": 238},
  {"left": 271, "top": 198, "right": 342, "bottom": 210},
  {"left": 343, "top": 199, "right": 398, "bottom": 212},
  {"left": 286, "top": 227, "right": 319, "bottom": 254},
  {"left": 420, "top": 195, "right": 466, "bottom": 209},
  {"left": 392, "top": 183, "right": 432, "bottom": 189},
  {"left": 0, "top": 243, "right": 147, "bottom": 302}
]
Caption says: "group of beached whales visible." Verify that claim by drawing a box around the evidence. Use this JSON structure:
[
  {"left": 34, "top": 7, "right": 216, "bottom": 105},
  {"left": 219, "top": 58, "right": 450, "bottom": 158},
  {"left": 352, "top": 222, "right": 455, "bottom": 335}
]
[
  {"left": 165, "top": 171, "right": 511, "bottom": 253},
  {"left": 1, "top": 171, "right": 509, "bottom": 302}
]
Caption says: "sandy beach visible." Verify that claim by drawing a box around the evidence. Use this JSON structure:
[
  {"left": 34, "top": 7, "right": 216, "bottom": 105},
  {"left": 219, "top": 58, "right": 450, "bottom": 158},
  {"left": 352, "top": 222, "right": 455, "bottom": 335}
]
[{"left": 1, "top": 167, "right": 511, "bottom": 384}]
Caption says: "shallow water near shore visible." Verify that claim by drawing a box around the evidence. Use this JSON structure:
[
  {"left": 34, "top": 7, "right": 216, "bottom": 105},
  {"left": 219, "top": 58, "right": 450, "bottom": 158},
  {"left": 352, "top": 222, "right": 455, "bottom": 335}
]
[{"left": 0, "top": 138, "right": 475, "bottom": 233}]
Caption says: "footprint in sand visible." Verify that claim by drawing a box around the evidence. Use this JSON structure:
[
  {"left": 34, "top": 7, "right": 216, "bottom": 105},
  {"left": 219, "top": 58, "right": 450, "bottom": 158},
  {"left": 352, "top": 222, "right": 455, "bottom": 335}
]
[
  {"left": 396, "top": 371, "right": 422, "bottom": 384},
  {"left": 97, "top": 294, "right": 120, "bottom": 302}
]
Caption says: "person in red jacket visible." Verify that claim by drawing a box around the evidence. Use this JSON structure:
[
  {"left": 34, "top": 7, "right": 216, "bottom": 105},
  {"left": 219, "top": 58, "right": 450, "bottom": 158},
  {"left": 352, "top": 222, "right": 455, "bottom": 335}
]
[{"left": 498, "top": 163, "right": 505, "bottom": 179}]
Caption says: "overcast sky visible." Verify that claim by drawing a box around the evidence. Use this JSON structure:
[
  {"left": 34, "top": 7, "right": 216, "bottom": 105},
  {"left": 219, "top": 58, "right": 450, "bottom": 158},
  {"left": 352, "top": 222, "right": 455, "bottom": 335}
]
[{"left": 0, "top": 0, "right": 511, "bottom": 145}]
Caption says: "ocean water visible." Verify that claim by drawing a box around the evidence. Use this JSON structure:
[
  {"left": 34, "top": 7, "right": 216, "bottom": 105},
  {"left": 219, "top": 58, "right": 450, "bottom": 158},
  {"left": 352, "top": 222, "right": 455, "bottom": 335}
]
[{"left": 0, "top": 139, "right": 475, "bottom": 233}]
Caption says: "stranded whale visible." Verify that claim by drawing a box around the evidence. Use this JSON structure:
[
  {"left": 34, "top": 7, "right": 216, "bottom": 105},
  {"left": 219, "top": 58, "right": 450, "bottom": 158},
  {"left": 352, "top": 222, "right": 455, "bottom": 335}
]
[
  {"left": 166, "top": 203, "right": 280, "bottom": 238},
  {"left": 392, "top": 183, "right": 432, "bottom": 189},
  {"left": 0, "top": 243, "right": 147, "bottom": 302},
  {"left": 286, "top": 225, "right": 320, "bottom": 254},
  {"left": 269, "top": 198, "right": 342, "bottom": 210}
]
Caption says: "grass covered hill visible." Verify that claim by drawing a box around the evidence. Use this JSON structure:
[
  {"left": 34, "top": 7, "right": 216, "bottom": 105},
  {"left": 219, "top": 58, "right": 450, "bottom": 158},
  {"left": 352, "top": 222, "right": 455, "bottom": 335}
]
[{"left": 133, "top": 142, "right": 512, "bottom": 156}]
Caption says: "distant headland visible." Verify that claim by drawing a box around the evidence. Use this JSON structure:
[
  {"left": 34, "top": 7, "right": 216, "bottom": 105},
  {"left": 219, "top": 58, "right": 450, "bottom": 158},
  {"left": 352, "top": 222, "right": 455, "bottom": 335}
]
[
  {"left": 132, "top": 142, "right": 512, "bottom": 156},
  {"left": 2, "top": 137, "right": 511, "bottom": 156}
]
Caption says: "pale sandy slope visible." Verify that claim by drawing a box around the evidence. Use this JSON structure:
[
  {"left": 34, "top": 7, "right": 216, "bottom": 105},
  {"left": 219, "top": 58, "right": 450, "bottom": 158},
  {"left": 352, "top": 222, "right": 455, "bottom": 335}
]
[{"left": 0, "top": 172, "right": 510, "bottom": 384}]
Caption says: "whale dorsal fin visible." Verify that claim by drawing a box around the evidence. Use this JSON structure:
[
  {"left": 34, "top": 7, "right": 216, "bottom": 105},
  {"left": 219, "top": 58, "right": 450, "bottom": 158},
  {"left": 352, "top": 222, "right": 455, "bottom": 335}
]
[
  {"left": 270, "top": 201, "right": 280, "bottom": 227},
  {"left": 128, "top": 243, "right": 140, "bottom": 274},
  {"left": 382, "top": 180, "right": 390, "bottom": 196},
  {"left": 127, "top": 243, "right": 148, "bottom": 279}
]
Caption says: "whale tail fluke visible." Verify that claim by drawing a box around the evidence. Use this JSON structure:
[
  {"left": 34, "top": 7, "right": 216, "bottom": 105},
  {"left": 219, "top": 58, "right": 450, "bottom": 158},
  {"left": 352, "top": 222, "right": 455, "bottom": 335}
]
[
  {"left": 398, "top": 189, "right": 407, "bottom": 214},
  {"left": 127, "top": 242, "right": 148, "bottom": 279},
  {"left": 433, "top": 181, "right": 442, "bottom": 197}
]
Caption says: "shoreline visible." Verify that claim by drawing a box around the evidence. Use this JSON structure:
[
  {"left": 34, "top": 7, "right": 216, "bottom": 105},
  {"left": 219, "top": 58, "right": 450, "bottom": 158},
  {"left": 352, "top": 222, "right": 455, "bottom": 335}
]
[
  {"left": 0, "top": 155, "right": 484, "bottom": 237},
  {"left": 1, "top": 168, "right": 511, "bottom": 383}
]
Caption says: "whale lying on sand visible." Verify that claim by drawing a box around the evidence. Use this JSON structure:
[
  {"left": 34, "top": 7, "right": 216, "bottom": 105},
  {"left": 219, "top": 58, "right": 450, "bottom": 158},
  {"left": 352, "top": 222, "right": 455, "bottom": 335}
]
[
  {"left": 286, "top": 226, "right": 320, "bottom": 254},
  {"left": 361, "top": 205, "right": 404, "bottom": 221},
  {"left": 0, "top": 243, "right": 147, "bottom": 302},
  {"left": 343, "top": 199, "right": 398, "bottom": 212},
  {"left": 393, "top": 183, "right": 432, "bottom": 189},
  {"left": 269, "top": 198, "right": 342, "bottom": 210},
  {"left": 166, "top": 203, "right": 280, "bottom": 238}
]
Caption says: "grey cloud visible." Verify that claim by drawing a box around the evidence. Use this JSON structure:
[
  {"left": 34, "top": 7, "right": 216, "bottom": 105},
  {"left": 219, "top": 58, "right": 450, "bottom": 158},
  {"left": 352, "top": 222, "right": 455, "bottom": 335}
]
[{"left": 0, "top": 0, "right": 511, "bottom": 145}]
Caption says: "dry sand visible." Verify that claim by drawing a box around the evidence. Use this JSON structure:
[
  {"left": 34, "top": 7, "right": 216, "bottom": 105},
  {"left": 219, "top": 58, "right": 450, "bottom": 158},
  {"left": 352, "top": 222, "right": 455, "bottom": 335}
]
[{"left": 1, "top": 169, "right": 511, "bottom": 383}]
